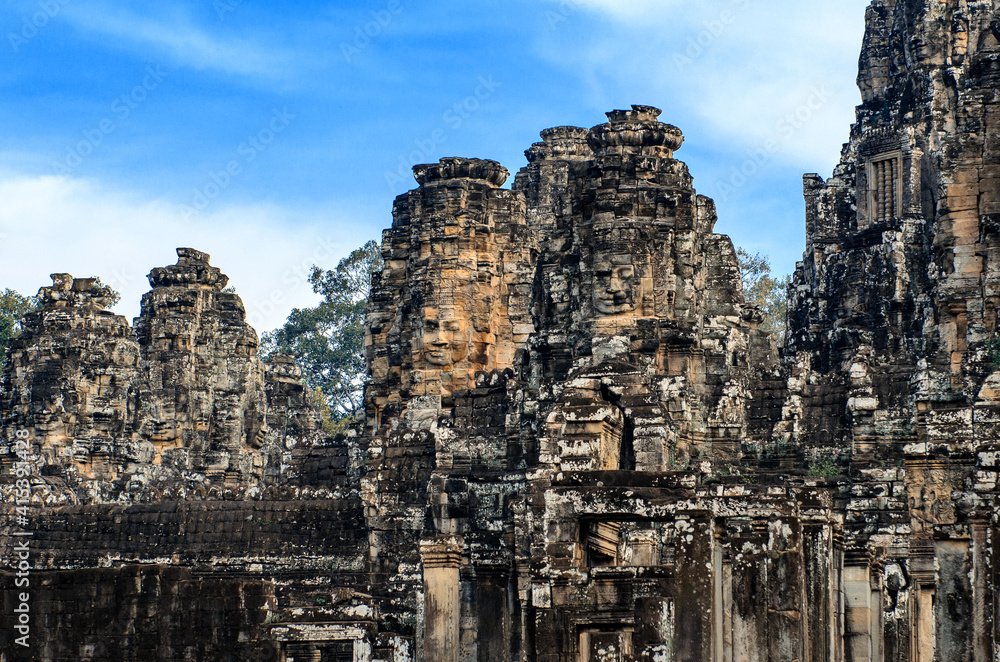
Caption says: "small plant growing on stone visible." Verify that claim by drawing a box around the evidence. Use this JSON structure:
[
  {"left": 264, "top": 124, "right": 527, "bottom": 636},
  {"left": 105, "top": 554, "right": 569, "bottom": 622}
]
[
  {"left": 807, "top": 460, "right": 841, "bottom": 478},
  {"left": 988, "top": 336, "right": 1000, "bottom": 367},
  {"left": 315, "top": 597, "right": 326, "bottom": 605}
]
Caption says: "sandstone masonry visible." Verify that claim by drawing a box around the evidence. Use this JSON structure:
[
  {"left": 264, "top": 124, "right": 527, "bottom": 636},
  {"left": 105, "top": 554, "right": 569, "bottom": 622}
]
[{"left": 2, "top": 1, "right": 1000, "bottom": 660}]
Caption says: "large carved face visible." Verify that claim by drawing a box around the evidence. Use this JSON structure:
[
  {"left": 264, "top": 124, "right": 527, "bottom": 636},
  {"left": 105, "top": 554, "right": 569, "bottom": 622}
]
[
  {"left": 593, "top": 265, "right": 636, "bottom": 315},
  {"left": 421, "top": 315, "right": 469, "bottom": 367}
]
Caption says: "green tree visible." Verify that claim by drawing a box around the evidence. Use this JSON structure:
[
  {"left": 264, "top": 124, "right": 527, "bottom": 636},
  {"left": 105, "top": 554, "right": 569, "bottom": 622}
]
[
  {"left": 93, "top": 278, "right": 122, "bottom": 307},
  {"left": 262, "top": 240, "right": 382, "bottom": 426},
  {"left": 0, "top": 289, "right": 39, "bottom": 368},
  {"left": 736, "top": 248, "right": 790, "bottom": 342}
]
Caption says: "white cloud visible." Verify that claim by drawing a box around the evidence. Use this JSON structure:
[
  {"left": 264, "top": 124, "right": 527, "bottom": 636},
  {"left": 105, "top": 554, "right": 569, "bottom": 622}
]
[
  {"left": 59, "top": 5, "right": 294, "bottom": 80},
  {"left": 566, "top": 0, "right": 683, "bottom": 22},
  {"left": 538, "top": 0, "right": 869, "bottom": 172},
  {"left": 0, "top": 173, "right": 370, "bottom": 334}
]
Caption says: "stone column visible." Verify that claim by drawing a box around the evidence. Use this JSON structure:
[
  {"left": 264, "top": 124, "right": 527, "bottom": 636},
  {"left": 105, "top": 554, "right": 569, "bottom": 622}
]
[
  {"left": 910, "top": 544, "right": 936, "bottom": 662},
  {"left": 421, "top": 536, "right": 464, "bottom": 662},
  {"left": 843, "top": 555, "right": 880, "bottom": 662},
  {"left": 765, "top": 518, "right": 805, "bottom": 662},
  {"left": 730, "top": 529, "right": 766, "bottom": 662},
  {"left": 971, "top": 521, "right": 992, "bottom": 662},
  {"left": 674, "top": 515, "right": 714, "bottom": 662},
  {"left": 803, "top": 524, "right": 835, "bottom": 662},
  {"left": 713, "top": 534, "right": 725, "bottom": 662},
  {"left": 935, "top": 540, "right": 973, "bottom": 662},
  {"left": 870, "top": 563, "right": 884, "bottom": 662}
]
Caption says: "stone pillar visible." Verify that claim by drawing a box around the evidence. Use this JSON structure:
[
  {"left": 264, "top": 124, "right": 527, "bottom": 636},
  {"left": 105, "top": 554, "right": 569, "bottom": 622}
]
[
  {"left": 971, "top": 521, "right": 992, "bottom": 662},
  {"left": 910, "top": 545, "right": 936, "bottom": 662},
  {"left": 721, "top": 557, "right": 733, "bottom": 662},
  {"left": 843, "top": 556, "right": 880, "bottom": 662},
  {"left": 674, "top": 516, "right": 714, "bottom": 662},
  {"left": 421, "top": 536, "right": 464, "bottom": 662},
  {"left": 871, "top": 563, "right": 884, "bottom": 662},
  {"left": 713, "top": 533, "right": 725, "bottom": 662},
  {"left": 766, "top": 518, "right": 805, "bottom": 662},
  {"left": 831, "top": 542, "right": 845, "bottom": 662},
  {"left": 935, "top": 540, "right": 973, "bottom": 662},
  {"left": 731, "top": 530, "right": 766, "bottom": 662},
  {"left": 803, "top": 524, "right": 835, "bottom": 662}
]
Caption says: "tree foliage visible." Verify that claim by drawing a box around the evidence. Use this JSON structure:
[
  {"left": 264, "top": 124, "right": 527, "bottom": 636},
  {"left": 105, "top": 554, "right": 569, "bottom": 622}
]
[
  {"left": 261, "top": 240, "right": 382, "bottom": 424},
  {"left": 93, "top": 278, "right": 122, "bottom": 307},
  {"left": 0, "top": 289, "right": 39, "bottom": 368},
  {"left": 736, "top": 248, "right": 790, "bottom": 342}
]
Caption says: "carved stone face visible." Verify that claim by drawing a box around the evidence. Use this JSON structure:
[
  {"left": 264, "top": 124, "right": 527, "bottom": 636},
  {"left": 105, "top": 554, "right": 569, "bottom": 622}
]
[
  {"left": 594, "top": 265, "right": 636, "bottom": 315},
  {"left": 421, "top": 316, "right": 469, "bottom": 366}
]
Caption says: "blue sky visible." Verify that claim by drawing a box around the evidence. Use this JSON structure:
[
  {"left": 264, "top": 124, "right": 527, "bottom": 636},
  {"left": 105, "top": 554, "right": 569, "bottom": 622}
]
[{"left": 0, "top": 0, "right": 870, "bottom": 331}]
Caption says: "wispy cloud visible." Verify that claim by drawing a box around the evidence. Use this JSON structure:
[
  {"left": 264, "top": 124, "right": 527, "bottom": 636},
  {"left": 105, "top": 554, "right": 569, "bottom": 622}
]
[
  {"left": 535, "top": 0, "right": 867, "bottom": 170},
  {"left": 59, "top": 4, "right": 295, "bottom": 81},
  {"left": 0, "top": 171, "right": 371, "bottom": 332},
  {"left": 564, "top": 0, "right": 683, "bottom": 22}
]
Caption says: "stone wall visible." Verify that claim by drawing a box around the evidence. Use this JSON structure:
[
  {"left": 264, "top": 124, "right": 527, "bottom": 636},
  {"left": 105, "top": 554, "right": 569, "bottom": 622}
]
[
  {"left": 3, "top": 1, "right": 1000, "bottom": 660},
  {"left": 0, "top": 566, "right": 276, "bottom": 662}
]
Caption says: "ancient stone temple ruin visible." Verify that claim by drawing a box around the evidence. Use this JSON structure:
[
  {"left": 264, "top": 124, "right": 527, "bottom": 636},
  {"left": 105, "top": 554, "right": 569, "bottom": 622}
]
[{"left": 4, "top": 0, "right": 1000, "bottom": 660}]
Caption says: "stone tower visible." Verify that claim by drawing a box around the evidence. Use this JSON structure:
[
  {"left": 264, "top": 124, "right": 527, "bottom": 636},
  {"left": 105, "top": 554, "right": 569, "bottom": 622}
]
[
  {"left": 4, "top": 3, "right": 1000, "bottom": 661},
  {"left": 364, "top": 157, "right": 535, "bottom": 432},
  {"left": 515, "top": 105, "right": 770, "bottom": 474},
  {"left": 134, "top": 248, "right": 267, "bottom": 485},
  {"left": 781, "top": 1, "right": 1000, "bottom": 659},
  {"left": 0, "top": 275, "right": 142, "bottom": 494}
]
